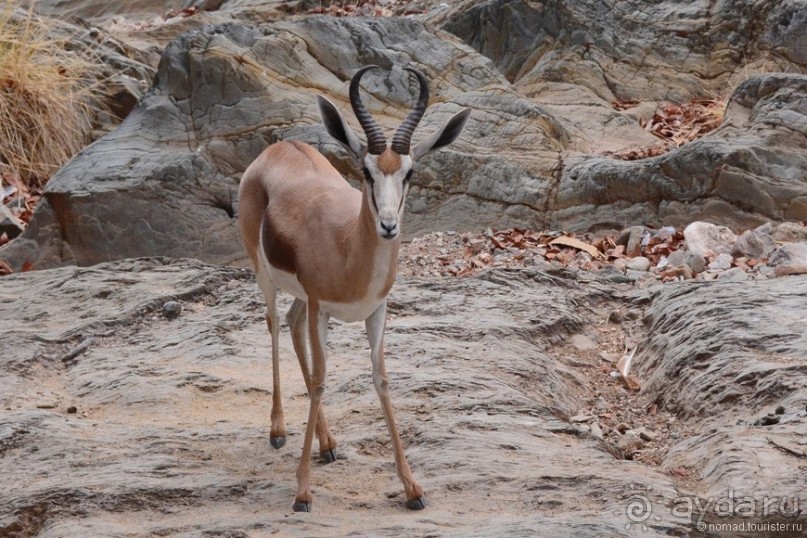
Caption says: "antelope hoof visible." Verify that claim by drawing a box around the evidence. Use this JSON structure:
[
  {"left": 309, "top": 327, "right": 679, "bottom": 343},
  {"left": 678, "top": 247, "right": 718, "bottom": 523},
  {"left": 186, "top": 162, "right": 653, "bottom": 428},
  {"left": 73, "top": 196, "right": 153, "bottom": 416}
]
[
  {"left": 292, "top": 500, "right": 311, "bottom": 513},
  {"left": 405, "top": 497, "right": 426, "bottom": 510},
  {"left": 319, "top": 448, "right": 337, "bottom": 463},
  {"left": 270, "top": 436, "right": 286, "bottom": 449}
]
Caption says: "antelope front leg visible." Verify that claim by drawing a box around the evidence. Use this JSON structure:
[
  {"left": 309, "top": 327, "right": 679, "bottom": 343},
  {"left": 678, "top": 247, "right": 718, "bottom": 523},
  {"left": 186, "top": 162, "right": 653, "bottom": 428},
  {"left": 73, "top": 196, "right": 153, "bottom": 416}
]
[
  {"left": 365, "top": 302, "right": 425, "bottom": 510},
  {"left": 293, "top": 301, "right": 329, "bottom": 513}
]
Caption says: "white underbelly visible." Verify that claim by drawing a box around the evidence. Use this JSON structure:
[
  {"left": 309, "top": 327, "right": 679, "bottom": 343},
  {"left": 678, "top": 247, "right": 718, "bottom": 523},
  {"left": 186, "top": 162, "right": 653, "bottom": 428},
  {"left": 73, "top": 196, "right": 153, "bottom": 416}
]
[{"left": 320, "top": 297, "right": 384, "bottom": 323}]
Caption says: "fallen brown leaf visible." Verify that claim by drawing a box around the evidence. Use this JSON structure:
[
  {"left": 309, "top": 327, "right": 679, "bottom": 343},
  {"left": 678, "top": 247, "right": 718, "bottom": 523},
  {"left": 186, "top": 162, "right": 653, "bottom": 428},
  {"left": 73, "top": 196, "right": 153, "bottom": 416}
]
[{"left": 549, "top": 236, "right": 601, "bottom": 258}]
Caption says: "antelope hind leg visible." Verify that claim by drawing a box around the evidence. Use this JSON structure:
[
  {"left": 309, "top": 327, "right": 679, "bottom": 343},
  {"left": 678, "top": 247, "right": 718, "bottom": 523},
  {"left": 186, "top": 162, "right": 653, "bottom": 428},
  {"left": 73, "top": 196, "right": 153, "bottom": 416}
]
[{"left": 287, "top": 298, "right": 338, "bottom": 462}]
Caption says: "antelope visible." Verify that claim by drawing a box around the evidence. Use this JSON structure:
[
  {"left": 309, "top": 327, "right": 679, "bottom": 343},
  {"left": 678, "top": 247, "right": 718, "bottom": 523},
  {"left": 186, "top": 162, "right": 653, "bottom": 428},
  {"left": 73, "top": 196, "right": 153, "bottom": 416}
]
[{"left": 238, "top": 65, "right": 470, "bottom": 512}]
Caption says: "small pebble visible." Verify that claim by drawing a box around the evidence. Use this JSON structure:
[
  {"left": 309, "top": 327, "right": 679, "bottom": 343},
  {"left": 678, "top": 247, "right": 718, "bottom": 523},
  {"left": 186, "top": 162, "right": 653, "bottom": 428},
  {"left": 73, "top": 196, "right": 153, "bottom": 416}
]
[
  {"left": 67, "top": 405, "right": 78, "bottom": 414},
  {"left": 568, "top": 334, "right": 598, "bottom": 351},
  {"left": 163, "top": 301, "right": 182, "bottom": 319},
  {"left": 775, "top": 405, "right": 785, "bottom": 415},
  {"left": 754, "top": 414, "right": 780, "bottom": 426},
  {"left": 615, "top": 433, "right": 644, "bottom": 459}
]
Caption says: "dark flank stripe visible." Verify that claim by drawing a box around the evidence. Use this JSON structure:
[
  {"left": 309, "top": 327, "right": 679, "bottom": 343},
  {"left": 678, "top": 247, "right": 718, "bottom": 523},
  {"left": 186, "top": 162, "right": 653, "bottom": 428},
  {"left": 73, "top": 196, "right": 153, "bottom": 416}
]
[{"left": 261, "top": 213, "right": 296, "bottom": 274}]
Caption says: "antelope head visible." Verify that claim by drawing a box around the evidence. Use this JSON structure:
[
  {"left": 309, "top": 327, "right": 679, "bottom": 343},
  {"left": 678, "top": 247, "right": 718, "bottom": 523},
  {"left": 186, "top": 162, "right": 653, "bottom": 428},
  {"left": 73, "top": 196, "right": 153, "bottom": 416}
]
[{"left": 318, "top": 65, "right": 471, "bottom": 240}]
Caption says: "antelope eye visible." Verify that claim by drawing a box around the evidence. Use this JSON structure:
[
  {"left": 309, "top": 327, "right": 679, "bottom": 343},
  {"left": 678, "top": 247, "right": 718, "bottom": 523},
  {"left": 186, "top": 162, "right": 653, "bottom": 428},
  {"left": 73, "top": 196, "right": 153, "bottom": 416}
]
[
  {"left": 362, "top": 167, "right": 374, "bottom": 184},
  {"left": 404, "top": 169, "right": 413, "bottom": 184}
]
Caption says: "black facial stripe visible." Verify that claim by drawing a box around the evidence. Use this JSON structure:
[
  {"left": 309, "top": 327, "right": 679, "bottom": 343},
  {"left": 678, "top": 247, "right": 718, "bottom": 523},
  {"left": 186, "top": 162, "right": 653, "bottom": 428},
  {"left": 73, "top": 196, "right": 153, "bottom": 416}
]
[
  {"left": 362, "top": 167, "right": 374, "bottom": 184},
  {"left": 368, "top": 181, "right": 380, "bottom": 215},
  {"left": 404, "top": 169, "right": 413, "bottom": 183},
  {"left": 397, "top": 184, "right": 407, "bottom": 214}
]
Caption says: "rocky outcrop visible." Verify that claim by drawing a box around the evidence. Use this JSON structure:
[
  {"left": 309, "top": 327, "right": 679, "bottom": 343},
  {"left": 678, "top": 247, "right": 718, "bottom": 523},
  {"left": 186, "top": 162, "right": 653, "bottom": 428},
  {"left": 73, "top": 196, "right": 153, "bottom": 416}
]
[
  {"left": 1, "top": 17, "right": 568, "bottom": 270},
  {"left": 554, "top": 74, "right": 807, "bottom": 232},
  {"left": 2, "top": 259, "right": 805, "bottom": 535},
  {"left": 443, "top": 0, "right": 807, "bottom": 231},
  {"left": 1, "top": 1, "right": 806, "bottom": 272}
]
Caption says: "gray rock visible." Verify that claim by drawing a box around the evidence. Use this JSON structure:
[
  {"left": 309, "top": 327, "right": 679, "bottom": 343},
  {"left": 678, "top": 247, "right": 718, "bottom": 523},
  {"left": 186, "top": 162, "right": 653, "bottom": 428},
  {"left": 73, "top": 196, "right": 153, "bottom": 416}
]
[
  {"left": 768, "top": 242, "right": 807, "bottom": 267},
  {"left": 2, "top": 260, "right": 805, "bottom": 534},
  {"left": 686, "top": 253, "right": 706, "bottom": 274},
  {"left": 615, "top": 226, "right": 650, "bottom": 257},
  {"left": 757, "top": 263, "right": 775, "bottom": 277},
  {"left": 732, "top": 229, "right": 776, "bottom": 259},
  {"left": 716, "top": 267, "right": 748, "bottom": 282},
  {"left": 754, "top": 221, "right": 774, "bottom": 235},
  {"left": 774, "top": 264, "right": 807, "bottom": 277},
  {"left": 552, "top": 74, "right": 807, "bottom": 233},
  {"left": 666, "top": 250, "right": 707, "bottom": 274},
  {"left": 614, "top": 433, "right": 644, "bottom": 459},
  {"left": 0, "top": 17, "right": 567, "bottom": 271},
  {"left": 0, "top": 205, "right": 25, "bottom": 240},
  {"left": 707, "top": 252, "right": 734, "bottom": 271},
  {"left": 665, "top": 250, "right": 687, "bottom": 267}
]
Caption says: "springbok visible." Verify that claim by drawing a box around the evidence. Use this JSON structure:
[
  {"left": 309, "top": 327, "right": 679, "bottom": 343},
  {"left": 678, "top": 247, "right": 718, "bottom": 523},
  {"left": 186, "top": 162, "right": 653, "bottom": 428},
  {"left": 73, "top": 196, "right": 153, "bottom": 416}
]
[{"left": 238, "top": 65, "right": 470, "bottom": 512}]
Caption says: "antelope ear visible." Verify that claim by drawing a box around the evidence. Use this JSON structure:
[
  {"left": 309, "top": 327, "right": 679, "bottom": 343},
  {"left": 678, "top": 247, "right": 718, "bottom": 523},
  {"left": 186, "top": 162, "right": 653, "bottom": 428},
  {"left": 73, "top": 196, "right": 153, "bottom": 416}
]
[
  {"left": 412, "top": 108, "right": 471, "bottom": 160},
  {"left": 318, "top": 96, "right": 365, "bottom": 159}
]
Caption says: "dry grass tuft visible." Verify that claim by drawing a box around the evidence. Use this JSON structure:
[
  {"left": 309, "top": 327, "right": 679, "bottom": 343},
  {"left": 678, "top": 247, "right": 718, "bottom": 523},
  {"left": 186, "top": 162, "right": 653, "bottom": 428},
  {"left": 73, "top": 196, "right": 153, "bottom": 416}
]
[{"left": 0, "top": 7, "right": 108, "bottom": 189}]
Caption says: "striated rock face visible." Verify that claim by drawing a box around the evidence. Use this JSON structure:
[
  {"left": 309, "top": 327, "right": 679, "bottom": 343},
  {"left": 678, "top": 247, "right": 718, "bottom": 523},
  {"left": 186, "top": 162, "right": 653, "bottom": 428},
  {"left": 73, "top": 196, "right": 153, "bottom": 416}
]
[
  {"left": 2, "top": 259, "right": 806, "bottom": 535},
  {"left": 443, "top": 0, "right": 806, "bottom": 95},
  {"left": 554, "top": 74, "right": 807, "bottom": 231},
  {"left": 636, "top": 277, "right": 807, "bottom": 522},
  {"left": 1, "top": 1, "right": 806, "bottom": 272}
]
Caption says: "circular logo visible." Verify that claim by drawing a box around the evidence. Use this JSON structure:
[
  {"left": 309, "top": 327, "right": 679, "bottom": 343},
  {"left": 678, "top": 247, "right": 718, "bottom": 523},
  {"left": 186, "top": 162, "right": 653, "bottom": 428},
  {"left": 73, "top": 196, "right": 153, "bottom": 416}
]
[{"left": 626, "top": 494, "right": 653, "bottom": 524}]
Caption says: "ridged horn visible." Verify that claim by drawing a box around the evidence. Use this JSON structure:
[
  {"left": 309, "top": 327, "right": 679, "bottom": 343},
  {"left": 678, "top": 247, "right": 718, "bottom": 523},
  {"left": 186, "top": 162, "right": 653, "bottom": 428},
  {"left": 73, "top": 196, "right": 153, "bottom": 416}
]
[
  {"left": 390, "top": 67, "right": 429, "bottom": 155},
  {"left": 349, "top": 65, "right": 386, "bottom": 155}
]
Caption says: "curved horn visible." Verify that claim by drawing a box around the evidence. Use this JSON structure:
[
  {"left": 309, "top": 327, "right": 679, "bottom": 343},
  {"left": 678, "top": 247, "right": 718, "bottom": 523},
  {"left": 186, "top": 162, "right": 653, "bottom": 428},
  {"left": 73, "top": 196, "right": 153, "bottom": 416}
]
[
  {"left": 349, "top": 65, "right": 386, "bottom": 155},
  {"left": 390, "top": 67, "right": 429, "bottom": 155}
]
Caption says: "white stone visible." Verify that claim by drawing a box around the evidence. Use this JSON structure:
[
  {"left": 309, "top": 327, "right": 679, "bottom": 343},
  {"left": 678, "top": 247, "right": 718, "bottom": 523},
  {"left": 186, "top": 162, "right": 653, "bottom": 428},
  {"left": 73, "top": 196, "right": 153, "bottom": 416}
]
[
  {"left": 684, "top": 221, "right": 737, "bottom": 258},
  {"left": 626, "top": 256, "right": 652, "bottom": 272}
]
